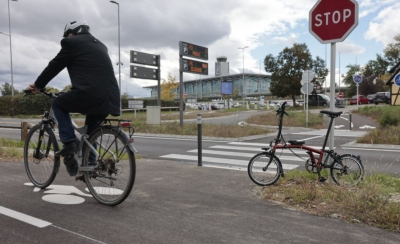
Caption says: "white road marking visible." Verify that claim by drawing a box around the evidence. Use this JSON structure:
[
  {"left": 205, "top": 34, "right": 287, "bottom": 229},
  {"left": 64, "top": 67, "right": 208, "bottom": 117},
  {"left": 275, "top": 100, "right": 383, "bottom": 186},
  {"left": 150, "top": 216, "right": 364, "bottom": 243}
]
[
  {"left": 341, "top": 147, "right": 400, "bottom": 152},
  {"left": 187, "top": 149, "right": 305, "bottom": 161},
  {"left": 42, "top": 194, "right": 85, "bottom": 205},
  {"left": 0, "top": 206, "right": 52, "bottom": 228},
  {"left": 159, "top": 154, "right": 299, "bottom": 170},
  {"left": 359, "top": 125, "right": 376, "bottom": 129},
  {"left": 334, "top": 125, "right": 344, "bottom": 129},
  {"left": 210, "top": 145, "right": 310, "bottom": 154}
]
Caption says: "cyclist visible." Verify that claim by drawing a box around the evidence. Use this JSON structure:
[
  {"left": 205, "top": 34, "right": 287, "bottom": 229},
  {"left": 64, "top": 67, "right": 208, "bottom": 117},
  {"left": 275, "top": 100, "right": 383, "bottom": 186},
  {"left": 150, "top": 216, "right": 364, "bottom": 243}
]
[{"left": 26, "top": 20, "right": 120, "bottom": 173}]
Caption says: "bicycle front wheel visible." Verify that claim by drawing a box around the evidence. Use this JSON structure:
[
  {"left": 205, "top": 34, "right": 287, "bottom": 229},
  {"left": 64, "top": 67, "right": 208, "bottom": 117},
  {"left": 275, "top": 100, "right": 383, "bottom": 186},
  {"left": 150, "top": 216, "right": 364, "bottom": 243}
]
[
  {"left": 248, "top": 152, "right": 281, "bottom": 186},
  {"left": 82, "top": 126, "right": 136, "bottom": 206},
  {"left": 330, "top": 154, "right": 364, "bottom": 186},
  {"left": 24, "top": 124, "right": 60, "bottom": 188}
]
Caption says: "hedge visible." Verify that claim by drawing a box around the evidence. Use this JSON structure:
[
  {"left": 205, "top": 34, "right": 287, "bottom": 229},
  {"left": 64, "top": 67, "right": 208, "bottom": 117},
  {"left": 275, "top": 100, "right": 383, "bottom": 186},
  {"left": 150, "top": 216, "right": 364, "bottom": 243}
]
[{"left": 0, "top": 95, "right": 182, "bottom": 116}]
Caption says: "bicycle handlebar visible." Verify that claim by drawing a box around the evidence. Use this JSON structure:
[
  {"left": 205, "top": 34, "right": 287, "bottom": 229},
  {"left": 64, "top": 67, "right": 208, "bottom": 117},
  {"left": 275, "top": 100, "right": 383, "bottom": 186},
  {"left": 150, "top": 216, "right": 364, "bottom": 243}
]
[
  {"left": 24, "top": 89, "right": 64, "bottom": 99},
  {"left": 276, "top": 101, "right": 289, "bottom": 117}
]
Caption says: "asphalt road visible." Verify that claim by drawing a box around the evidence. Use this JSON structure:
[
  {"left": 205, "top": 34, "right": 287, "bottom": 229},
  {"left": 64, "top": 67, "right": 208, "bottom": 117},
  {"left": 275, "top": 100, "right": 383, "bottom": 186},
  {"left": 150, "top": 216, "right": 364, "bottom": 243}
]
[
  {"left": 1, "top": 159, "right": 400, "bottom": 244},
  {"left": 1, "top": 104, "right": 399, "bottom": 243}
]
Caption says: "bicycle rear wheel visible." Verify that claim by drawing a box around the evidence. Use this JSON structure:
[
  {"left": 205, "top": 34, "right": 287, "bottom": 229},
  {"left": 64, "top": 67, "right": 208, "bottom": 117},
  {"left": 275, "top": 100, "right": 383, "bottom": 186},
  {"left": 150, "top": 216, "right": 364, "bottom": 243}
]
[
  {"left": 248, "top": 152, "right": 281, "bottom": 186},
  {"left": 24, "top": 124, "right": 60, "bottom": 188},
  {"left": 330, "top": 154, "right": 364, "bottom": 186},
  {"left": 82, "top": 126, "right": 136, "bottom": 206}
]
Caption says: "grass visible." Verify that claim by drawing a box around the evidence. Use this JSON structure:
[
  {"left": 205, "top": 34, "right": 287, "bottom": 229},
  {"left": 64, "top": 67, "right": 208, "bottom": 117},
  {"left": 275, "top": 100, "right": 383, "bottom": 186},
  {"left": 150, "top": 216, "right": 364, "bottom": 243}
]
[
  {"left": 353, "top": 106, "right": 400, "bottom": 145},
  {"left": 261, "top": 169, "right": 400, "bottom": 232},
  {"left": 0, "top": 137, "right": 24, "bottom": 160},
  {"left": 95, "top": 110, "right": 274, "bottom": 138},
  {"left": 245, "top": 110, "right": 325, "bottom": 129}
]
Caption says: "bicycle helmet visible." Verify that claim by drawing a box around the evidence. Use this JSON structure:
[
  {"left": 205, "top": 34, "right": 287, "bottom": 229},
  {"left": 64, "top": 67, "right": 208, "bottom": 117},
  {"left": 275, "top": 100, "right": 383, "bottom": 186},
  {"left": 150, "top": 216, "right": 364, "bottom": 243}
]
[{"left": 63, "top": 20, "right": 90, "bottom": 37}]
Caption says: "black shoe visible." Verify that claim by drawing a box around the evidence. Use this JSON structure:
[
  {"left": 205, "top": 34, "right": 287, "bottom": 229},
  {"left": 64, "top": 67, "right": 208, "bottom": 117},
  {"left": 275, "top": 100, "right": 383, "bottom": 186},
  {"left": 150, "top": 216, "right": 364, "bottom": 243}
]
[
  {"left": 63, "top": 153, "right": 79, "bottom": 176},
  {"left": 55, "top": 141, "right": 79, "bottom": 156}
]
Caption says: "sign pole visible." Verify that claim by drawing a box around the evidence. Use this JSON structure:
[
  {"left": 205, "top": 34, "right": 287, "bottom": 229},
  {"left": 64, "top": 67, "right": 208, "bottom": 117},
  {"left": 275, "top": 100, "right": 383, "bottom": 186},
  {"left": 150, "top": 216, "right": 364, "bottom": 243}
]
[
  {"left": 306, "top": 73, "right": 309, "bottom": 127},
  {"left": 357, "top": 84, "right": 359, "bottom": 110},
  {"left": 329, "top": 43, "right": 336, "bottom": 153},
  {"left": 157, "top": 55, "right": 161, "bottom": 106},
  {"left": 179, "top": 54, "right": 184, "bottom": 126}
]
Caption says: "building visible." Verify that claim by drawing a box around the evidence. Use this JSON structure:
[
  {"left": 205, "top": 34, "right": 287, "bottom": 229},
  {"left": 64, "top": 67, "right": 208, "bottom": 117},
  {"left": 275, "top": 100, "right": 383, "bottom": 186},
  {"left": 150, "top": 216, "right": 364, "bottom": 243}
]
[{"left": 144, "top": 57, "right": 273, "bottom": 100}]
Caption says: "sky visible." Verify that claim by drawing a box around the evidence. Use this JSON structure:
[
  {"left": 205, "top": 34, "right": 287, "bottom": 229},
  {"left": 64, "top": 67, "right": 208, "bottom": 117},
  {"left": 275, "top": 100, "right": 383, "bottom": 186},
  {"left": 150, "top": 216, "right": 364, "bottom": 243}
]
[{"left": 0, "top": 0, "right": 399, "bottom": 98}]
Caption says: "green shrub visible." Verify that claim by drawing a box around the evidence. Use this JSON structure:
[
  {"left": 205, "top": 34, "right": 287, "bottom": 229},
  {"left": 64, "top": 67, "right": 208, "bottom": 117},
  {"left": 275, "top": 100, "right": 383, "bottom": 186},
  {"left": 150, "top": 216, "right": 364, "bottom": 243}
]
[{"left": 380, "top": 109, "right": 400, "bottom": 127}]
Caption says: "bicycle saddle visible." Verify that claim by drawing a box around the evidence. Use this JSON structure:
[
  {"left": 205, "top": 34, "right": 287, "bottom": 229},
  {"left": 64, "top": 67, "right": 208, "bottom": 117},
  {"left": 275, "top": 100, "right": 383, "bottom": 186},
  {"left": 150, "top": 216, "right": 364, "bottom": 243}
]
[
  {"left": 320, "top": 110, "right": 343, "bottom": 118},
  {"left": 288, "top": 140, "right": 305, "bottom": 145}
]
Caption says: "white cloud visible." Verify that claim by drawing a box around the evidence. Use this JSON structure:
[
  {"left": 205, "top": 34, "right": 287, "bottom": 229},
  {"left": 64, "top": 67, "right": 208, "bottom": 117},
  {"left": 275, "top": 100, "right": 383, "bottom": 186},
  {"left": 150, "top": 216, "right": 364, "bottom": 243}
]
[
  {"left": 0, "top": 0, "right": 397, "bottom": 97},
  {"left": 364, "top": 1, "right": 400, "bottom": 46}
]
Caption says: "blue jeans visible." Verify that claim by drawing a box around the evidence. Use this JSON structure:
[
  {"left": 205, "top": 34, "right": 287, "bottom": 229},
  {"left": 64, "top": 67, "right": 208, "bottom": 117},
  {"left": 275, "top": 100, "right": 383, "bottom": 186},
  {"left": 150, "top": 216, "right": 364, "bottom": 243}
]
[
  {"left": 52, "top": 100, "right": 108, "bottom": 144},
  {"left": 52, "top": 100, "right": 76, "bottom": 144}
]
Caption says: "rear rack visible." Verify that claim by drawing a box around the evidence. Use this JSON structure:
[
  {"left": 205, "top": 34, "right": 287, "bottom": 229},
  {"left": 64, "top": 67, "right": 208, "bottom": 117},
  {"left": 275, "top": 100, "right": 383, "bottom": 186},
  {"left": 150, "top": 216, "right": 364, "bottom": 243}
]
[{"left": 102, "top": 119, "right": 135, "bottom": 137}]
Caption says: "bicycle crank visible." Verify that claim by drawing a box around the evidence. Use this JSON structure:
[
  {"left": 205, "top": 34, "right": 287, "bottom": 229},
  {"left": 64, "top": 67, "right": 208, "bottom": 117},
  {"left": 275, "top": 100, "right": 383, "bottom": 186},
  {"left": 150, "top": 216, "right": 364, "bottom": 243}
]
[{"left": 305, "top": 159, "right": 318, "bottom": 174}]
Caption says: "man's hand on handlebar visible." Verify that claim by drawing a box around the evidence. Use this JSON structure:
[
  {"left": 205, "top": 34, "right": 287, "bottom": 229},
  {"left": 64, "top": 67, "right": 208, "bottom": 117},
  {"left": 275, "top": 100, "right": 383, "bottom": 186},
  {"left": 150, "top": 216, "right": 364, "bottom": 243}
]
[{"left": 25, "top": 83, "right": 40, "bottom": 94}]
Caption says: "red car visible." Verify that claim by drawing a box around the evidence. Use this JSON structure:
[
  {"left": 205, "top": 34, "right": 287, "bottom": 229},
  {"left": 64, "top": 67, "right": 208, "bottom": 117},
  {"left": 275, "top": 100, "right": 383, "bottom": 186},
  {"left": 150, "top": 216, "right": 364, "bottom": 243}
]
[{"left": 350, "top": 95, "right": 370, "bottom": 105}]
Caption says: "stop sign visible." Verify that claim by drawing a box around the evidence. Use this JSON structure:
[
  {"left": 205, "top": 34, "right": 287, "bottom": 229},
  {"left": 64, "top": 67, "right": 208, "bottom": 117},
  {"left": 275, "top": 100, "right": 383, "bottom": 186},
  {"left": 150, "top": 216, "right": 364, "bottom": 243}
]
[{"left": 309, "top": 0, "right": 358, "bottom": 43}]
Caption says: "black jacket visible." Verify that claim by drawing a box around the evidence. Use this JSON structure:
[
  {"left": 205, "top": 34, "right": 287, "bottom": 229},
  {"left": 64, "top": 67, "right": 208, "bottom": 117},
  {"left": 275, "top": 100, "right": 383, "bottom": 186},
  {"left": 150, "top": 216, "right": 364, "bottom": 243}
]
[{"left": 34, "top": 33, "right": 120, "bottom": 116}]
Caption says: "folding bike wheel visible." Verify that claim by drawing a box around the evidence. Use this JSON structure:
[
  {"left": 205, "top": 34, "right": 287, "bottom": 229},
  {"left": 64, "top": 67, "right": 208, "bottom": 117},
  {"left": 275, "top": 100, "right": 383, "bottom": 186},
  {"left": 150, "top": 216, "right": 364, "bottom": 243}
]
[
  {"left": 248, "top": 152, "right": 282, "bottom": 186},
  {"left": 330, "top": 154, "right": 364, "bottom": 186}
]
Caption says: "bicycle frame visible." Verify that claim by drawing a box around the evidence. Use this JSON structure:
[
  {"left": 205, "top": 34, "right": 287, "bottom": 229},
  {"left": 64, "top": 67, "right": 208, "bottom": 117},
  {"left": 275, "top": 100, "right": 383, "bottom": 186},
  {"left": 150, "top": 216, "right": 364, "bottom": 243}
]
[
  {"left": 267, "top": 102, "right": 343, "bottom": 174},
  {"left": 35, "top": 90, "right": 137, "bottom": 177}
]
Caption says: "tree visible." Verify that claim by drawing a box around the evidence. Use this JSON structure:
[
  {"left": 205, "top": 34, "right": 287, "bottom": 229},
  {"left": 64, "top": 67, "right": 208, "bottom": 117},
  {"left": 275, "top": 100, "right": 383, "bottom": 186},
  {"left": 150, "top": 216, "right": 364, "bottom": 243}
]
[
  {"left": 160, "top": 73, "right": 178, "bottom": 101},
  {"left": 384, "top": 34, "right": 400, "bottom": 67},
  {"left": 62, "top": 84, "right": 72, "bottom": 92},
  {"left": 312, "top": 56, "right": 329, "bottom": 89},
  {"left": 0, "top": 82, "right": 19, "bottom": 96},
  {"left": 341, "top": 64, "right": 360, "bottom": 97},
  {"left": 264, "top": 43, "right": 326, "bottom": 104}
]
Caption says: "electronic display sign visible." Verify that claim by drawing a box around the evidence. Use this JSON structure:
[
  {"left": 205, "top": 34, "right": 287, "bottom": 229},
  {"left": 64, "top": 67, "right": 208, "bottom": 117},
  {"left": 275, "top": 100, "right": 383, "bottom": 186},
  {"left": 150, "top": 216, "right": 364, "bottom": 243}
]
[
  {"left": 180, "top": 41, "right": 208, "bottom": 60},
  {"left": 221, "top": 80, "right": 233, "bottom": 95},
  {"left": 181, "top": 58, "right": 208, "bottom": 75},
  {"left": 130, "top": 65, "right": 159, "bottom": 80},
  {"left": 130, "top": 51, "right": 159, "bottom": 66}
]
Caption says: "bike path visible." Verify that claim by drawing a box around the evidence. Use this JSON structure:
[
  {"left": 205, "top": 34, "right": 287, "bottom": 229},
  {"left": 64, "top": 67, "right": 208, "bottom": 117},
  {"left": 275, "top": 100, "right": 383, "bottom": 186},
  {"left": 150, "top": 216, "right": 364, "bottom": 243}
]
[{"left": 0, "top": 159, "right": 399, "bottom": 244}]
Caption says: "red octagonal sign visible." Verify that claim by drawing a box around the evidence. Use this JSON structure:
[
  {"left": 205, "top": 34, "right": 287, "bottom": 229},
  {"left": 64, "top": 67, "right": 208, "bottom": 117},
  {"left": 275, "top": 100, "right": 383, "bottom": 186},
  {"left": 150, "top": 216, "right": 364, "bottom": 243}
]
[{"left": 309, "top": 0, "right": 359, "bottom": 43}]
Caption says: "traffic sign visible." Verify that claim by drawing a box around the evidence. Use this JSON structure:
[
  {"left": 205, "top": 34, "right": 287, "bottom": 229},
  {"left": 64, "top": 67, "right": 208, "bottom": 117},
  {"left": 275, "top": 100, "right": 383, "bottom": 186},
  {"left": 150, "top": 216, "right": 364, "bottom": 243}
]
[
  {"left": 301, "top": 82, "right": 313, "bottom": 95},
  {"left": 394, "top": 74, "right": 400, "bottom": 87},
  {"left": 302, "top": 70, "right": 315, "bottom": 82},
  {"left": 338, "top": 92, "right": 344, "bottom": 98},
  {"left": 309, "top": 0, "right": 359, "bottom": 43},
  {"left": 353, "top": 74, "right": 363, "bottom": 84}
]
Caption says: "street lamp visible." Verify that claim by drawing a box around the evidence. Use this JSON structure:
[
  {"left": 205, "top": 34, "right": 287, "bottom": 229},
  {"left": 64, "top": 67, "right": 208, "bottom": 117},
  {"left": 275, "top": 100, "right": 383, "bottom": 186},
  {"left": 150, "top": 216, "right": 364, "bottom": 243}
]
[
  {"left": 1, "top": 0, "right": 18, "bottom": 96},
  {"left": 238, "top": 46, "right": 248, "bottom": 107},
  {"left": 110, "top": 0, "right": 122, "bottom": 116}
]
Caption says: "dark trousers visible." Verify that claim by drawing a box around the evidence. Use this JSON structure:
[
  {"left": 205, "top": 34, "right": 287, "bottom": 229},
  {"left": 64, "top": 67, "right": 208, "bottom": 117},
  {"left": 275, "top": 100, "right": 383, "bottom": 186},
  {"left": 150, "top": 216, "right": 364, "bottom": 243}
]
[{"left": 52, "top": 100, "right": 107, "bottom": 143}]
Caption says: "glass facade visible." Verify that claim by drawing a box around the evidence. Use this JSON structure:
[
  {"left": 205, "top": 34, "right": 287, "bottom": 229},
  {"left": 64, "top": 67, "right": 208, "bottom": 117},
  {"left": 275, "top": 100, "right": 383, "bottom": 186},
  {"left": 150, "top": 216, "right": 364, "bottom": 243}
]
[{"left": 145, "top": 73, "right": 272, "bottom": 99}]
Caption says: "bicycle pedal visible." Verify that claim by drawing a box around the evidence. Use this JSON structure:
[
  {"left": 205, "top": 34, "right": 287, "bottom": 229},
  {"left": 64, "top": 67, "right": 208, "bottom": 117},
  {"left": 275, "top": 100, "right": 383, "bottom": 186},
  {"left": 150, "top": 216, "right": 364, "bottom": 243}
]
[{"left": 318, "top": 177, "right": 326, "bottom": 183}]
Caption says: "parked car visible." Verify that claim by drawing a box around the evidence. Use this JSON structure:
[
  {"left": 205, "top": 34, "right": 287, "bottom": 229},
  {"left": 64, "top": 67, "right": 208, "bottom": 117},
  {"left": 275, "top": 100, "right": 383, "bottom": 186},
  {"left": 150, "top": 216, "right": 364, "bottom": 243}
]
[
  {"left": 371, "top": 92, "right": 390, "bottom": 105},
  {"left": 198, "top": 104, "right": 218, "bottom": 110},
  {"left": 349, "top": 95, "right": 370, "bottom": 105},
  {"left": 367, "top": 94, "right": 375, "bottom": 102},
  {"left": 307, "top": 94, "right": 330, "bottom": 107}
]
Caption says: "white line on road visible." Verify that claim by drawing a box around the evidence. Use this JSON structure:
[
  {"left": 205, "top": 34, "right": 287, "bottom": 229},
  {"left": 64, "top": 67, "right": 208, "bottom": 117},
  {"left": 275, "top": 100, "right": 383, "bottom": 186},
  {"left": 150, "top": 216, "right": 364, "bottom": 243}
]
[
  {"left": 160, "top": 154, "right": 299, "bottom": 169},
  {"left": 342, "top": 147, "right": 400, "bottom": 153},
  {"left": 211, "top": 145, "right": 310, "bottom": 154},
  {"left": 187, "top": 149, "right": 305, "bottom": 161},
  {"left": 0, "top": 206, "right": 51, "bottom": 228},
  {"left": 51, "top": 225, "right": 107, "bottom": 244}
]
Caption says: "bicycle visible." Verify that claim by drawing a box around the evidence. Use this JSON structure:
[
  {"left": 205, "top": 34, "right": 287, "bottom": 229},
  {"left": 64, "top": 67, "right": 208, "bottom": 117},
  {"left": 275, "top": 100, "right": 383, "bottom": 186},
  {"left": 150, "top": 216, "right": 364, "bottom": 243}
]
[
  {"left": 23, "top": 89, "right": 136, "bottom": 206},
  {"left": 248, "top": 101, "right": 364, "bottom": 186}
]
